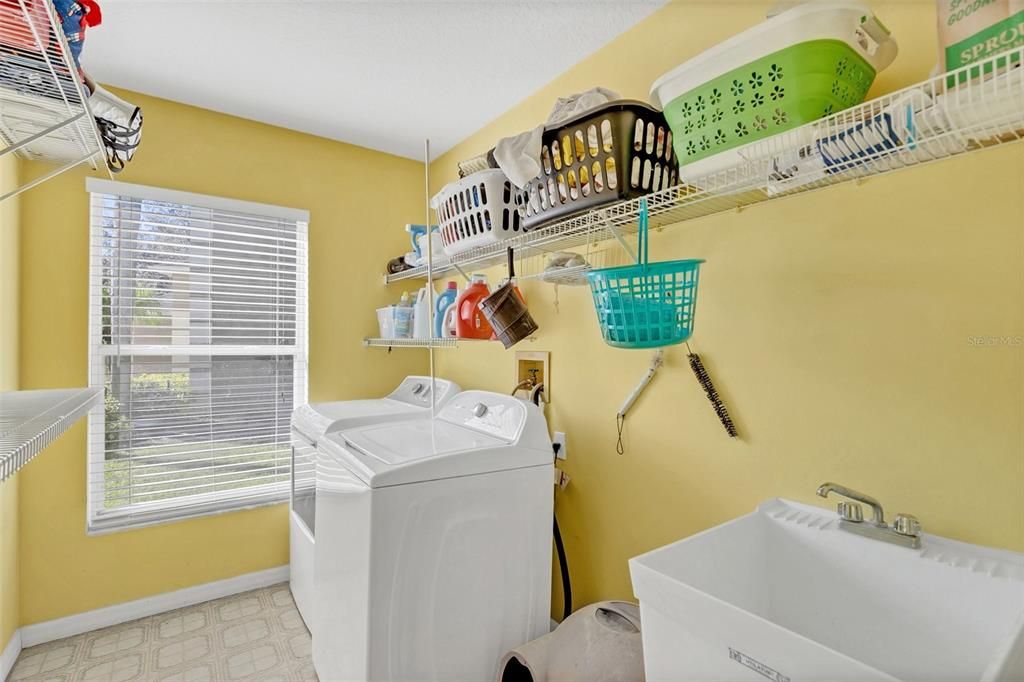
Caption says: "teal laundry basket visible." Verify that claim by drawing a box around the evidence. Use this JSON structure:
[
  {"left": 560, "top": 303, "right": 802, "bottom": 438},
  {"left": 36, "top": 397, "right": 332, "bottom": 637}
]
[{"left": 587, "top": 200, "right": 704, "bottom": 349}]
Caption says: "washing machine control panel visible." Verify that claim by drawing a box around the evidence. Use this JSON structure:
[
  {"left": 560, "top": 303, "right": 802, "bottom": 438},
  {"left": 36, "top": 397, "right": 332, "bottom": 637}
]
[
  {"left": 390, "top": 376, "right": 459, "bottom": 408},
  {"left": 440, "top": 391, "right": 526, "bottom": 441}
]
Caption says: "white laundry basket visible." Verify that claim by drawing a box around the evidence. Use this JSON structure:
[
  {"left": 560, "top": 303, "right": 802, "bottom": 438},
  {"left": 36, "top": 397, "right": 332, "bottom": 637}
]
[
  {"left": 432, "top": 169, "right": 523, "bottom": 258},
  {"left": 650, "top": 1, "right": 898, "bottom": 183}
]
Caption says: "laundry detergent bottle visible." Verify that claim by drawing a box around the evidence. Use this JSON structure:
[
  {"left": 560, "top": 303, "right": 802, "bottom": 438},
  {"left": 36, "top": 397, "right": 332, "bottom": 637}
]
[
  {"left": 434, "top": 281, "right": 459, "bottom": 338},
  {"left": 455, "top": 274, "right": 494, "bottom": 340}
]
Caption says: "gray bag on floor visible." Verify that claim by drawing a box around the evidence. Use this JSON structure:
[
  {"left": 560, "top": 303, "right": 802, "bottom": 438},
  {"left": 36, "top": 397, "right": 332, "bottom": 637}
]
[{"left": 497, "top": 601, "right": 645, "bottom": 682}]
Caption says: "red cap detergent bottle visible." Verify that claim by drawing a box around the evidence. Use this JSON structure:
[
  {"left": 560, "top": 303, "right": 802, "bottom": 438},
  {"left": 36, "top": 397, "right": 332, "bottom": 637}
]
[{"left": 455, "top": 274, "right": 494, "bottom": 340}]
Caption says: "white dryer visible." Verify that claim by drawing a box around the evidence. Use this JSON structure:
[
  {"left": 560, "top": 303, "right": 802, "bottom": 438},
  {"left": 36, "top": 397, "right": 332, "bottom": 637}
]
[
  {"left": 290, "top": 376, "right": 460, "bottom": 630},
  {"left": 313, "top": 390, "right": 554, "bottom": 682}
]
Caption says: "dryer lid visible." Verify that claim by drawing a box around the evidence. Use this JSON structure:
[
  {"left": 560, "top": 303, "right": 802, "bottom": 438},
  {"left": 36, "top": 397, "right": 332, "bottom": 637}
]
[
  {"left": 291, "top": 376, "right": 460, "bottom": 439},
  {"left": 291, "top": 400, "right": 419, "bottom": 440}
]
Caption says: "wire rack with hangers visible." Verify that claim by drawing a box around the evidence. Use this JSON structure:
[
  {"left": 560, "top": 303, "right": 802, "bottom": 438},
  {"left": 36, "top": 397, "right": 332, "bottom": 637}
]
[{"left": 0, "top": 0, "right": 110, "bottom": 202}]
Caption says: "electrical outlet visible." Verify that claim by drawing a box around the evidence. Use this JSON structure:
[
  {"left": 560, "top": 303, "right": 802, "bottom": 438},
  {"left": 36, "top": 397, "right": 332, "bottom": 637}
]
[{"left": 553, "top": 431, "right": 567, "bottom": 460}]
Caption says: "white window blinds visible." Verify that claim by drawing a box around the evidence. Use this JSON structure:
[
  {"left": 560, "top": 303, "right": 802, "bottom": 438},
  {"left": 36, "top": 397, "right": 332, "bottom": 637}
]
[{"left": 87, "top": 179, "right": 308, "bottom": 532}]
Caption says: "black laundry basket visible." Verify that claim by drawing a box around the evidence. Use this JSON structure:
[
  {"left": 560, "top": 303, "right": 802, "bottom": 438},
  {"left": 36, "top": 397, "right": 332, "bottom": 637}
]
[{"left": 518, "top": 100, "right": 677, "bottom": 230}]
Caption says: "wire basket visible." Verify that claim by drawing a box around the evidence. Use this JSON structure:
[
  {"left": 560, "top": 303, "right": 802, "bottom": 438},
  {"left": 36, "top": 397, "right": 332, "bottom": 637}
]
[
  {"left": 586, "top": 200, "right": 704, "bottom": 349},
  {"left": 538, "top": 251, "right": 591, "bottom": 286}
]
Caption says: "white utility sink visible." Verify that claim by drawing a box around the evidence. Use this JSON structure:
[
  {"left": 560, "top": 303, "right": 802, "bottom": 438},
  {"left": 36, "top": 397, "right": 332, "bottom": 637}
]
[{"left": 630, "top": 498, "right": 1024, "bottom": 682}]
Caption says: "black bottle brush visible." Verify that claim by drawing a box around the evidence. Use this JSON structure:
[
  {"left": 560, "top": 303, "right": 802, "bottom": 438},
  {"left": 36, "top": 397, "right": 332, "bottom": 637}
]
[{"left": 686, "top": 343, "right": 738, "bottom": 438}]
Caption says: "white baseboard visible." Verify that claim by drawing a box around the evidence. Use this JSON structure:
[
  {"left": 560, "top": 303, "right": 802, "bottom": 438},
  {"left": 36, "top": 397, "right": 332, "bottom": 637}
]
[
  {"left": 20, "top": 565, "right": 288, "bottom": 648},
  {"left": 1, "top": 629, "right": 22, "bottom": 682}
]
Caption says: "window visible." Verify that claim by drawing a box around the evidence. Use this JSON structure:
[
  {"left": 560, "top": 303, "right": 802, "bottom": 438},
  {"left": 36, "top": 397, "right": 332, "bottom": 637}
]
[{"left": 87, "top": 179, "right": 308, "bottom": 532}]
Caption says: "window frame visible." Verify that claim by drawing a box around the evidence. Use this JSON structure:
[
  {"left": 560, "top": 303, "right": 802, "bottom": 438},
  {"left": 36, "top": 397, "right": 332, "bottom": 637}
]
[{"left": 85, "top": 178, "right": 309, "bottom": 534}]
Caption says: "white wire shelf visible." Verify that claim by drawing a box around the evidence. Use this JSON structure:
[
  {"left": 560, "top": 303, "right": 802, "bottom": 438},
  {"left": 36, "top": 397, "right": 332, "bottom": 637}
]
[
  {"left": 0, "top": 0, "right": 110, "bottom": 202},
  {"left": 363, "top": 337, "right": 507, "bottom": 349},
  {"left": 364, "top": 337, "right": 459, "bottom": 349},
  {"left": 388, "top": 47, "right": 1024, "bottom": 284},
  {"left": 0, "top": 387, "right": 102, "bottom": 482}
]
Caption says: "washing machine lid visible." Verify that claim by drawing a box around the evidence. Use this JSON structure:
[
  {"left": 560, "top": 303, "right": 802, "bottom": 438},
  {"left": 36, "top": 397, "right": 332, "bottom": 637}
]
[
  {"left": 291, "top": 376, "right": 459, "bottom": 440},
  {"left": 344, "top": 419, "right": 507, "bottom": 465},
  {"left": 320, "top": 390, "right": 552, "bottom": 488}
]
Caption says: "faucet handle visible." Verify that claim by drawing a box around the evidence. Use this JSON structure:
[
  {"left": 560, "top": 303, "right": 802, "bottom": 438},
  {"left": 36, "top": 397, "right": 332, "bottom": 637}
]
[
  {"left": 837, "top": 501, "right": 864, "bottom": 523},
  {"left": 893, "top": 513, "right": 921, "bottom": 537}
]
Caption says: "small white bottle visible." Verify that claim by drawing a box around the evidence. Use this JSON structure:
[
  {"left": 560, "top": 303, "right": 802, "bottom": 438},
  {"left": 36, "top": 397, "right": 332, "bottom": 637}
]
[{"left": 394, "top": 291, "right": 414, "bottom": 338}]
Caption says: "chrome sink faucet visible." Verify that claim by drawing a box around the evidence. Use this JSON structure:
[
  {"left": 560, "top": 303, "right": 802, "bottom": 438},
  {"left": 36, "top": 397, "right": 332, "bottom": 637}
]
[{"left": 816, "top": 482, "right": 922, "bottom": 549}]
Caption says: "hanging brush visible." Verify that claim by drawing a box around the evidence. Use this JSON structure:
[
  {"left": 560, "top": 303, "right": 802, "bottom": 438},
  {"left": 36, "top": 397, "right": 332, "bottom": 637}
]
[{"left": 686, "top": 342, "right": 738, "bottom": 438}]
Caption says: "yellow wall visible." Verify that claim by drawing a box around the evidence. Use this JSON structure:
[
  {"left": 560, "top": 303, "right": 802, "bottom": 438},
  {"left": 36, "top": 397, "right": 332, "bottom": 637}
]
[
  {"left": 17, "top": 89, "right": 427, "bottom": 625},
  {"left": 7, "top": 0, "right": 1023, "bottom": 632},
  {"left": 1, "top": 154, "right": 21, "bottom": 652},
  {"left": 431, "top": 1, "right": 1024, "bottom": 611}
]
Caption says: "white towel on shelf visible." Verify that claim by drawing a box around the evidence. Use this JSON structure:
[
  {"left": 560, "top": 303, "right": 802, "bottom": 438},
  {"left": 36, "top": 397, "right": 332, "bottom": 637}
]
[
  {"left": 493, "top": 87, "right": 620, "bottom": 189},
  {"left": 493, "top": 126, "right": 546, "bottom": 189}
]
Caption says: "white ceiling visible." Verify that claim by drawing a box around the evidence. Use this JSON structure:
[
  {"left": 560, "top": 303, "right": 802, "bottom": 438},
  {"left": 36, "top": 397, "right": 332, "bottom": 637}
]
[{"left": 85, "top": 1, "right": 666, "bottom": 160}]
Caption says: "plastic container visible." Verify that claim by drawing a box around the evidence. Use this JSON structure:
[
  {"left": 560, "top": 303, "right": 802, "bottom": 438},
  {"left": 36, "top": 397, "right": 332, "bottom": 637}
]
[
  {"left": 454, "top": 274, "right": 494, "bottom": 340},
  {"left": 393, "top": 299, "right": 413, "bottom": 338},
  {"left": 431, "top": 170, "right": 523, "bottom": 258},
  {"left": 440, "top": 301, "right": 459, "bottom": 338},
  {"left": 650, "top": 2, "right": 897, "bottom": 182},
  {"left": 434, "top": 282, "right": 459, "bottom": 338},
  {"left": 587, "top": 199, "right": 704, "bottom": 349},
  {"left": 377, "top": 297, "right": 414, "bottom": 340},
  {"left": 518, "top": 100, "right": 677, "bottom": 230},
  {"left": 412, "top": 287, "right": 431, "bottom": 339},
  {"left": 376, "top": 307, "right": 393, "bottom": 338}
]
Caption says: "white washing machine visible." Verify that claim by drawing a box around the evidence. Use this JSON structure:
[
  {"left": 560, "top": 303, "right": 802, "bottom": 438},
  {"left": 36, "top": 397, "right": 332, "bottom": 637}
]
[
  {"left": 313, "top": 390, "right": 554, "bottom": 682},
  {"left": 290, "top": 376, "right": 461, "bottom": 631}
]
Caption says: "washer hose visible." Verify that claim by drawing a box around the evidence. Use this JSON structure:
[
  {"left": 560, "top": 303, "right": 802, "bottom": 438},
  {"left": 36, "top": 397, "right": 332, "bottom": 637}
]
[
  {"left": 530, "top": 383, "right": 572, "bottom": 621},
  {"left": 552, "top": 513, "right": 572, "bottom": 621}
]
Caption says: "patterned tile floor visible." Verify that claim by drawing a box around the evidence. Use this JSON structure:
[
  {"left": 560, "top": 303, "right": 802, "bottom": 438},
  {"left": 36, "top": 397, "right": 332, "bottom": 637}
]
[{"left": 9, "top": 584, "right": 317, "bottom": 682}]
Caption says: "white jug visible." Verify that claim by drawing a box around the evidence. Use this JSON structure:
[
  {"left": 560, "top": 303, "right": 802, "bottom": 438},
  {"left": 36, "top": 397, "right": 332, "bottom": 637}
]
[{"left": 412, "top": 287, "right": 432, "bottom": 339}]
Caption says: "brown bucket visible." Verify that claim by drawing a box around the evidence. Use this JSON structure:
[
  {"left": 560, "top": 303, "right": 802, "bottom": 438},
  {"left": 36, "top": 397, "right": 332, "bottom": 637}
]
[{"left": 480, "top": 281, "right": 538, "bottom": 349}]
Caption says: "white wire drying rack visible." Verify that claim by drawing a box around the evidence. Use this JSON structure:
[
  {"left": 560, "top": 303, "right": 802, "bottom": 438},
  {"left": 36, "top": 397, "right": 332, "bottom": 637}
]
[
  {"left": 0, "top": 0, "right": 109, "bottom": 202},
  {"left": 0, "top": 387, "right": 102, "bottom": 481},
  {"left": 387, "top": 47, "right": 1024, "bottom": 284},
  {"left": 364, "top": 337, "right": 461, "bottom": 349}
]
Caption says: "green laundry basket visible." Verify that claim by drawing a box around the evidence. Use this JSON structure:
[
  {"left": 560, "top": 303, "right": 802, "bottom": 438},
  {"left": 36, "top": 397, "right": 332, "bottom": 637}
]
[{"left": 664, "top": 40, "right": 877, "bottom": 167}]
